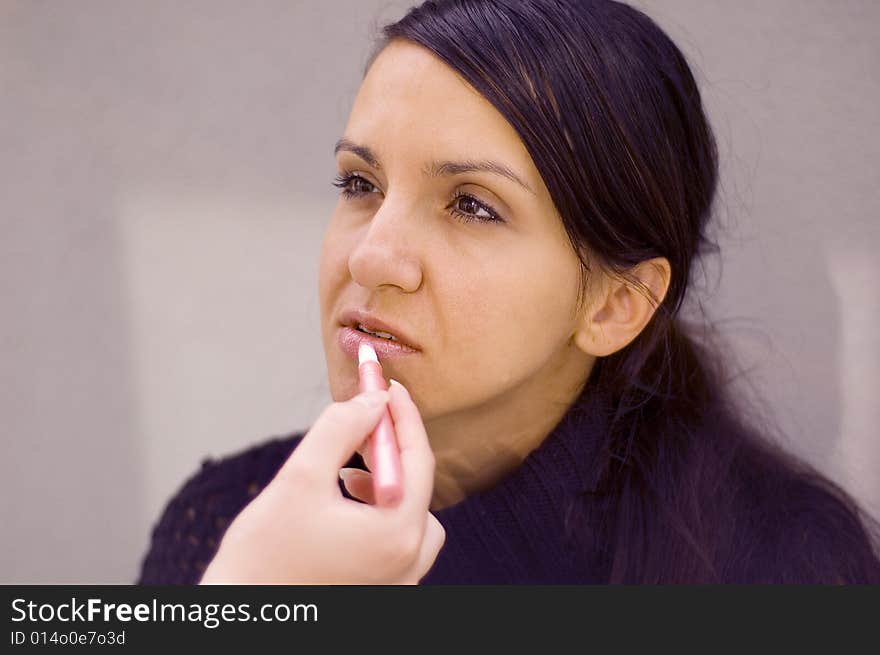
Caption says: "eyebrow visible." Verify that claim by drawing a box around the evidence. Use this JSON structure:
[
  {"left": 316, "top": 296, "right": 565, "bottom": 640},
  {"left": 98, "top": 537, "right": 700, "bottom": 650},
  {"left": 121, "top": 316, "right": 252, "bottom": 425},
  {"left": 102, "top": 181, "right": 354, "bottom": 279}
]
[{"left": 334, "top": 137, "right": 536, "bottom": 196}]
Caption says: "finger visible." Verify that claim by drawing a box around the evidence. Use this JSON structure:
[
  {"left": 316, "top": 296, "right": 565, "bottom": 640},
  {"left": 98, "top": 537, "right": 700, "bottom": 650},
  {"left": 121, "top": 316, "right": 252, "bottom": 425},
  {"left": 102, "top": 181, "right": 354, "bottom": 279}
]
[
  {"left": 339, "top": 468, "right": 376, "bottom": 504},
  {"left": 281, "top": 390, "right": 389, "bottom": 486},
  {"left": 357, "top": 440, "right": 374, "bottom": 472},
  {"left": 387, "top": 379, "right": 435, "bottom": 514},
  {"left": 404, "top": 512, "right": 446, "bottom": 584}
]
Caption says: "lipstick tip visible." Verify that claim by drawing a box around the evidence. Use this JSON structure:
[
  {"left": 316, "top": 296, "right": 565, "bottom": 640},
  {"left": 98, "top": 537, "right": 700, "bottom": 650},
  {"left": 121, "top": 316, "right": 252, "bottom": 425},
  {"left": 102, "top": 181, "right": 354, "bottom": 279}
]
[{"left": 358, "top": 342, "right": 379, "bottom": 365}]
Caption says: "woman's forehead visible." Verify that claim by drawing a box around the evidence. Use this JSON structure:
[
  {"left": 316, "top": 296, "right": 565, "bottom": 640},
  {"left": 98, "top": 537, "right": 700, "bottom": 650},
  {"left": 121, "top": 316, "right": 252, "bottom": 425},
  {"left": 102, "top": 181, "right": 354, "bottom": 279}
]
[{"left": 347, "top": 41, "right": 531, "bottom": 165}]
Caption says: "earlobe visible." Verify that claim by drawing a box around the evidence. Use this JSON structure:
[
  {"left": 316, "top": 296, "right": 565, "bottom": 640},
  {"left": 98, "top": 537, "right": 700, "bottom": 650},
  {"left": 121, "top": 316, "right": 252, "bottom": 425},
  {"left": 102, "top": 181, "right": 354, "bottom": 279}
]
[
  {"left": 572, "top": 302, "right": 616, "bottom": 357},
  {"left": 574, "top": 327, "right": 613, "bottom": 357},
  {"left": 571, "top": 271, "right": 615, "bottom": 357},
  {"left": 573, "top": 306, "right": 619, "bottom": 357}
]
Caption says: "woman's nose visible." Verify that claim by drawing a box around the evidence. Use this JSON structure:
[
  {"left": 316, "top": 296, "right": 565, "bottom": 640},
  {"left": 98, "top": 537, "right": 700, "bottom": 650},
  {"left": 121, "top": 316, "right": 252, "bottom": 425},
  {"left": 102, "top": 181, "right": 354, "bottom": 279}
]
[{"left": 347, "top": 200, "right": 423, "bottom": 293}]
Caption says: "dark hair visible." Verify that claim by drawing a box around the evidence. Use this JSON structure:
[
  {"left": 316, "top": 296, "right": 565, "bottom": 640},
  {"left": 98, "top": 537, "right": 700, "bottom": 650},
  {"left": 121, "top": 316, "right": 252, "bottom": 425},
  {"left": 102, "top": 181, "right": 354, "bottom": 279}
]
[{"left": 369, "top": 0, "right": 879, "bottom": 582}]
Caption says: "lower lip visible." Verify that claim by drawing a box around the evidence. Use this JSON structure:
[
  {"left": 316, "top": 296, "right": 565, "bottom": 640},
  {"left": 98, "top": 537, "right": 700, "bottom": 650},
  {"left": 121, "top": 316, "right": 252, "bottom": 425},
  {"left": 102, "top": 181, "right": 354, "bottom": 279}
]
[{"left": 337, "top": 326, "right": 420, "bottom": 360}]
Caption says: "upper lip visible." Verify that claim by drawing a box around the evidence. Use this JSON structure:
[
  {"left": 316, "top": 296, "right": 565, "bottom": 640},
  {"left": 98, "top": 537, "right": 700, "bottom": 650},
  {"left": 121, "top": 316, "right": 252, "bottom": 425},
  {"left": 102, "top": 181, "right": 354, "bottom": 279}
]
[{"left": 339, "top": 308, "right": 421, "bottom": 350}]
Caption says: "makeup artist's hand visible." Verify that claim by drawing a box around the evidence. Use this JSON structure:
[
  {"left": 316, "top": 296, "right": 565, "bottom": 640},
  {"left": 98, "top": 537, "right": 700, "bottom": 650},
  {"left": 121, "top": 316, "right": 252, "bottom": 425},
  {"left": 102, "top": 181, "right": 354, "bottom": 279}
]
[{"left": 199, "top": 380, "right": 445, "bottom": 584}]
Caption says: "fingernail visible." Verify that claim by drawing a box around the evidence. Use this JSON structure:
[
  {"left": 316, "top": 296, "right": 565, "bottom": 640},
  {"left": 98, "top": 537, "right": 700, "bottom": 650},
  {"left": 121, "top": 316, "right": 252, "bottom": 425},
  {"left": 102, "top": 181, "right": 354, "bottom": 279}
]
[
  {"left": 353, "top": 390, "right": 389, "bottom": 408},
  {"left": 339, "top": 467, "right": 358, "bottom": 481},
  {"left": 389, "top": 378, "right": 409, "bottom": 396}
]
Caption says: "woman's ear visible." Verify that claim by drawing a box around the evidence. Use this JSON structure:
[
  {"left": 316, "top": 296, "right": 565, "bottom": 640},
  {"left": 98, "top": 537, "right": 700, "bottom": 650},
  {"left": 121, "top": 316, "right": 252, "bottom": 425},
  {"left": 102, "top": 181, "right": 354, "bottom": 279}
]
[{"left": 573, "top": 257, "right": 671, "bottom": 357}]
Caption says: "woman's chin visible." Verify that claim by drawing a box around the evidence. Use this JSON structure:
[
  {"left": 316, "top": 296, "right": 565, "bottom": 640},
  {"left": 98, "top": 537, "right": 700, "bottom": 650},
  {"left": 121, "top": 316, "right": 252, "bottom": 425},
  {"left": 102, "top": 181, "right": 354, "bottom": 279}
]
[{"left": 329, "top": 377, "right": 359, "bottom": 403}]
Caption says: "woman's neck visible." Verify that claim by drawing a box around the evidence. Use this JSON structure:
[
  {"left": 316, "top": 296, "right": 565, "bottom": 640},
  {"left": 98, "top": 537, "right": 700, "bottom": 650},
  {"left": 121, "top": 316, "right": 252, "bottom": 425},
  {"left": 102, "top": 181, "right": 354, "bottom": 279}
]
[{"left": 423, "top": 357, "right": 594, "bottom": 511}]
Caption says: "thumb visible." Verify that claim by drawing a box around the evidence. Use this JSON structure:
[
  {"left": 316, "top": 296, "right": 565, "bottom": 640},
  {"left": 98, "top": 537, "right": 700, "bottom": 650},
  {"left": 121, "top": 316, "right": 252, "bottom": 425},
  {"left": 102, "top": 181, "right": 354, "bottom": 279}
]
[
  {"left": 339, "top": 468, "right": 376, "bottom": 504},
  {"left": 281, "top": 390, "right": 389, "bottom": 484}
]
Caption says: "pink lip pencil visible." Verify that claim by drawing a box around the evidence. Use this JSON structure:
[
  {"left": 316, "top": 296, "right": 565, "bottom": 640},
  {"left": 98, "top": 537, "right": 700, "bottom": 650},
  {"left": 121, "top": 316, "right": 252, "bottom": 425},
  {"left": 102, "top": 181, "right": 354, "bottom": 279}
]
[{"left": 358, "top": 342, "right": 403, "bottom": 506}]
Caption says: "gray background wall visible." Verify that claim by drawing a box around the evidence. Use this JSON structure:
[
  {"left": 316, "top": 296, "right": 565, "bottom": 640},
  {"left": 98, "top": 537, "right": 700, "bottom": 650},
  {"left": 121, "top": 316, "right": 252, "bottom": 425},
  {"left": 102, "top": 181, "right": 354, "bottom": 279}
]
[{"left": 1, "top": 0, "right": 877, "bottom": 583}]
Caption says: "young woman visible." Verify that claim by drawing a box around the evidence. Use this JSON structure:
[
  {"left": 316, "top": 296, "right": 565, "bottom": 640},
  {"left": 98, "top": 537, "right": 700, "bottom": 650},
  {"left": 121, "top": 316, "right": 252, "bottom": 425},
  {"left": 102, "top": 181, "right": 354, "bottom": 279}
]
[{"left": 138, "top": 0, "right": 880, "bottom": 584}]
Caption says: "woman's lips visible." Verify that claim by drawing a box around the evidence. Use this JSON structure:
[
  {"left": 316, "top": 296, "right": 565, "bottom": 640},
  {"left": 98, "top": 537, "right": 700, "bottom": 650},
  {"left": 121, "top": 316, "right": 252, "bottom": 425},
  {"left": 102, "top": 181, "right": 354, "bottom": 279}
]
[{"left": 337, "top": 326, "right": 420, "bottom": 360}]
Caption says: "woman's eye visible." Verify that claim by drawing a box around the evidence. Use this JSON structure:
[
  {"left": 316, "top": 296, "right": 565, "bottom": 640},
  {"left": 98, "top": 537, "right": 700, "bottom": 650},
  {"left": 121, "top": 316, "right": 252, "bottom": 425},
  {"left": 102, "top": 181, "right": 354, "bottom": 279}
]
[
  {"left": 331, "top": 172, "right": 379, "bottom": 198},
  {"left": 454, "top": 195, "right": 492, "bottom": 220},
  {"left": 450, "top": 192, "right": 503, "bottom": 224}
]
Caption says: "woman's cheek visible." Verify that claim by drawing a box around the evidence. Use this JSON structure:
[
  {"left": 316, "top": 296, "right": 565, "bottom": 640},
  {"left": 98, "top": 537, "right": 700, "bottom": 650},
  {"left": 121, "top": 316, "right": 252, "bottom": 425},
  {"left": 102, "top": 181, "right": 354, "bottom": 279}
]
[{"left": 448, "top": 337, "right": 521, "bottom": 400}]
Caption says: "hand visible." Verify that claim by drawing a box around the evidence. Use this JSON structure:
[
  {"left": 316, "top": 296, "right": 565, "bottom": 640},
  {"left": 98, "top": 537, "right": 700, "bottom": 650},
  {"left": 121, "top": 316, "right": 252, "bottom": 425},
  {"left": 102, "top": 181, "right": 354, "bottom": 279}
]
[{"left": 199, "top": 380, "right": 445, "bottom": 584}]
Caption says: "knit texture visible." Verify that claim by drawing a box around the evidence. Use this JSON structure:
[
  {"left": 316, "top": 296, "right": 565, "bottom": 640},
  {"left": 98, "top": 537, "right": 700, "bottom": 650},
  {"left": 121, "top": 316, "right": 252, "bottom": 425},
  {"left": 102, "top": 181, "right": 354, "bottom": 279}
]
[{"left": 137, "top": 389, "right": 879, "bottom": 584}]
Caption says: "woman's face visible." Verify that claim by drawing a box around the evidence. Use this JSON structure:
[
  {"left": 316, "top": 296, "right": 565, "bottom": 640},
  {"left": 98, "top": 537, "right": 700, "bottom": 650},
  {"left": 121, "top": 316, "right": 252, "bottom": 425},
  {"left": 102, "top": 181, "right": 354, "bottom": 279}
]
[{"left": 319, "top": 39, "right": 593, "bottom": 439}]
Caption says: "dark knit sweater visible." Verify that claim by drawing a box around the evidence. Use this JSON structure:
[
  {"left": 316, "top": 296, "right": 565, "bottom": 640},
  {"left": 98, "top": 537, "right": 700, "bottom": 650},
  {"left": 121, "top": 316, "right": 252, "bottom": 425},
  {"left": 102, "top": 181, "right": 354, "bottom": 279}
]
[{"left": 137, "top": 389, "right": 880, "bottom": 584}]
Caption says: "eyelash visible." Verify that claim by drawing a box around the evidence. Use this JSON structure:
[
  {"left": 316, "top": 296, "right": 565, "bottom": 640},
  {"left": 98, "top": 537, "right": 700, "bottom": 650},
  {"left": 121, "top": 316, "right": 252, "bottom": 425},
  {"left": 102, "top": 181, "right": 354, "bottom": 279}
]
[{"left": 331, "top": 171, "right": 504, "bottom": 224}]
